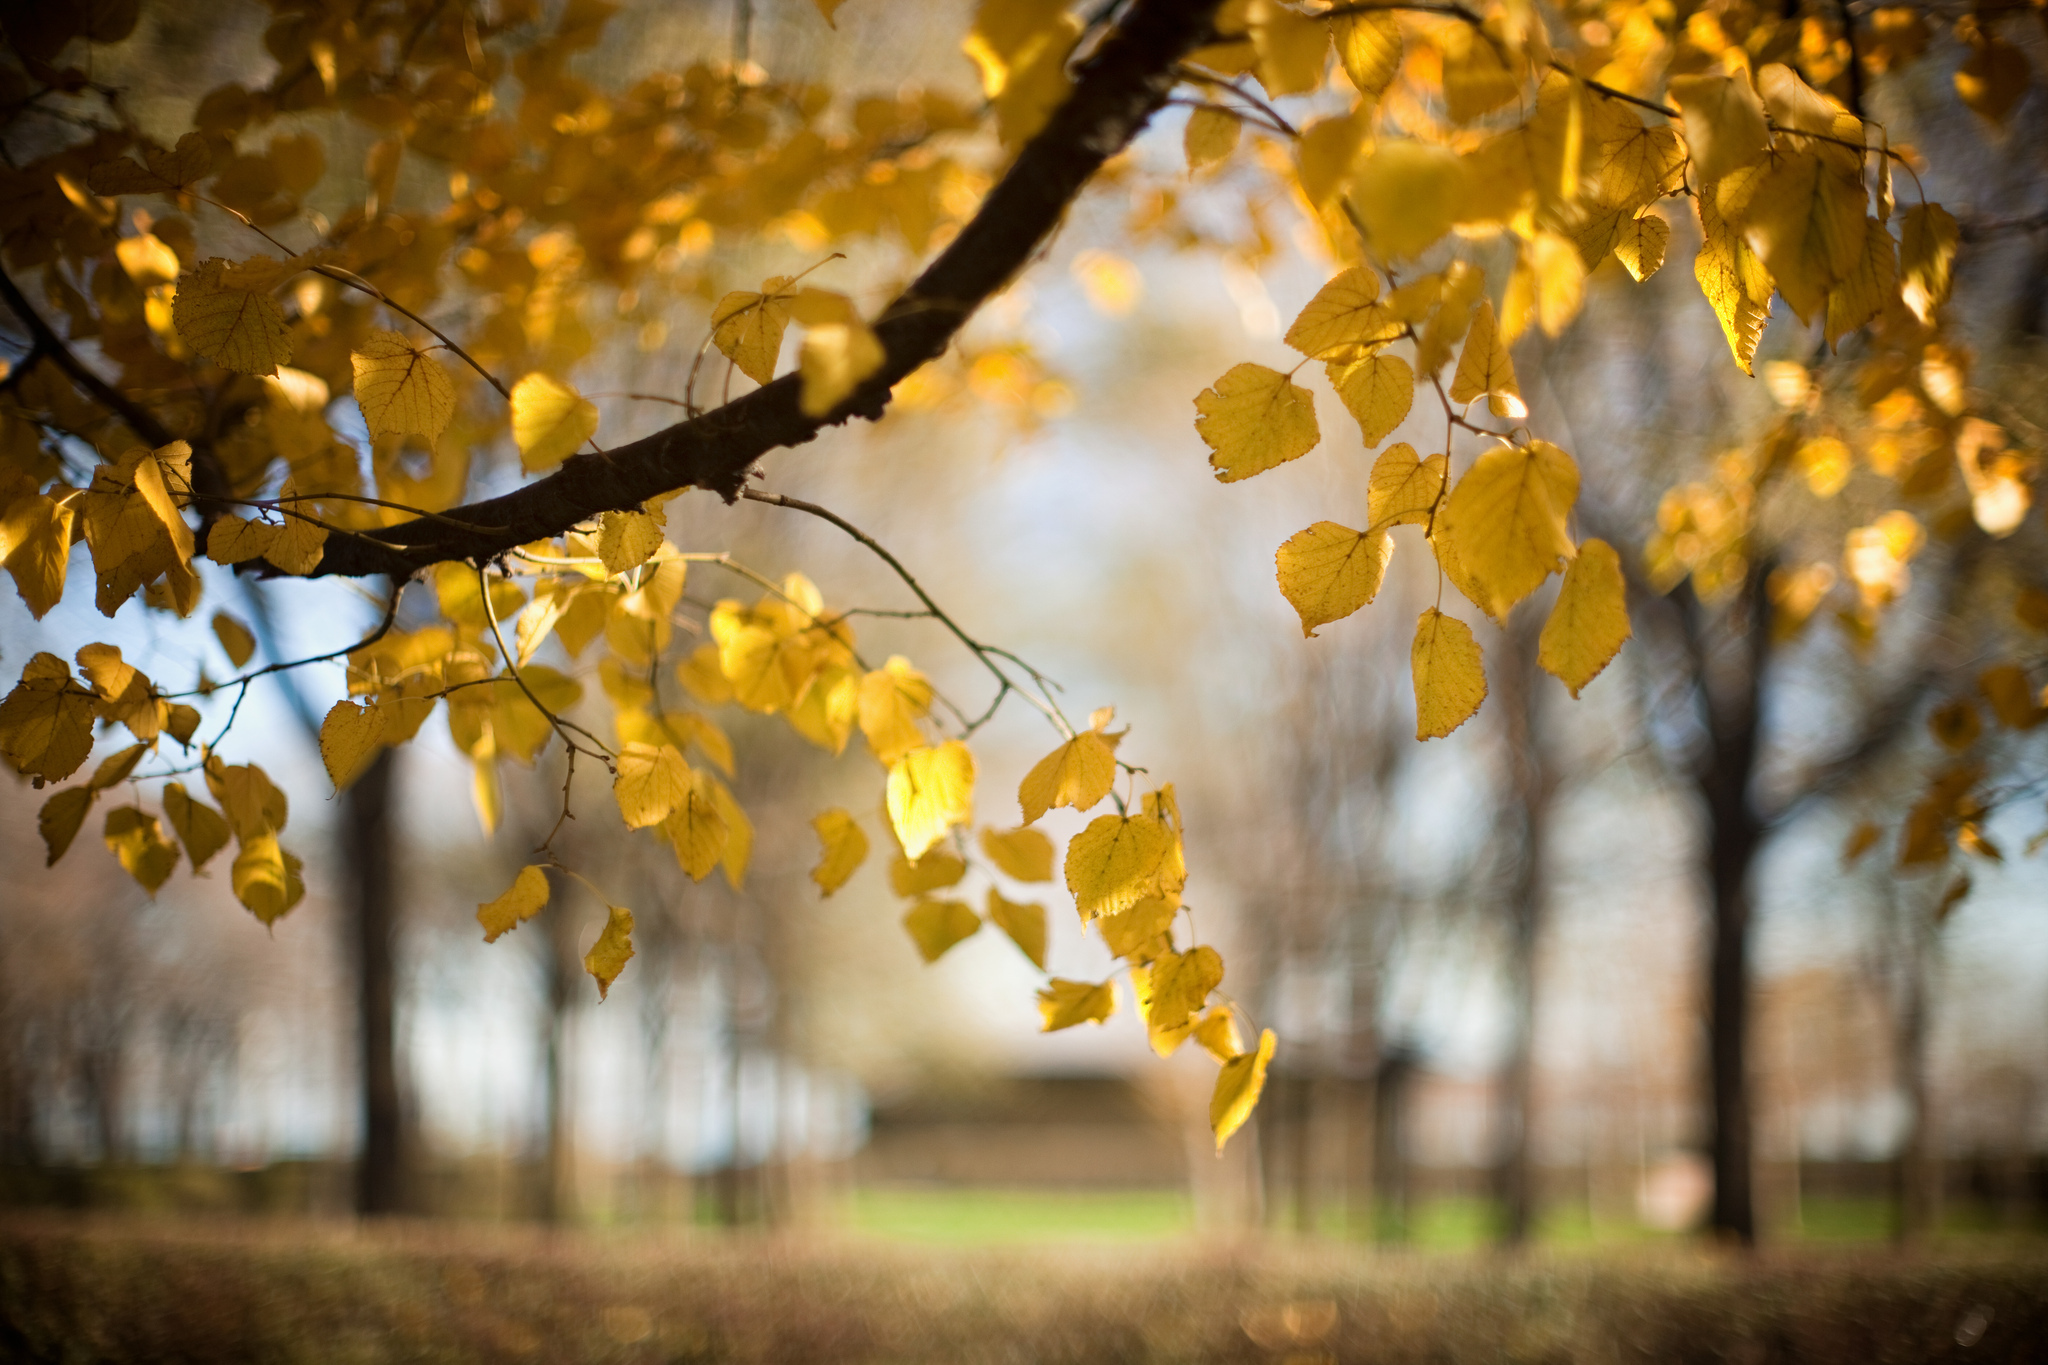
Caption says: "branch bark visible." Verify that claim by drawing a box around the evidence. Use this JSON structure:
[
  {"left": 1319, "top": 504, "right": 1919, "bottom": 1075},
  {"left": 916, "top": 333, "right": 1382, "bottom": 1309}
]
[{"left": 305, "top": 0, "right": 1223, "bottom": 580}]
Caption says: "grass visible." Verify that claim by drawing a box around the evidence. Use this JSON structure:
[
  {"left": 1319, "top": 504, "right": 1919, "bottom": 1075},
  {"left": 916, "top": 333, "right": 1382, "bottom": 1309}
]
[
  {"left": 2, "top": 1211, "right": 2045, "bottom": 1363},
  {"left": 844, "top": 1186, "right": 1195, "bottom": 1242}
]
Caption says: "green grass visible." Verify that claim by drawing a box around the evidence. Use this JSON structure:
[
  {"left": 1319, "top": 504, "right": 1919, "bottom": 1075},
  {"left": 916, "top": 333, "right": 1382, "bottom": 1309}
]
[{"left": 844, "top": 1186, "right": 1195, "bottom": 1241}]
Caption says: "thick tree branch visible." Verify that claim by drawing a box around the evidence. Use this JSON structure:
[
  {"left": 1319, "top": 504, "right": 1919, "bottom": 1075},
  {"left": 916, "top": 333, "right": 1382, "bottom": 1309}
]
[{"left": 306, "top": 0, "right": 1223, "bottom": 580}]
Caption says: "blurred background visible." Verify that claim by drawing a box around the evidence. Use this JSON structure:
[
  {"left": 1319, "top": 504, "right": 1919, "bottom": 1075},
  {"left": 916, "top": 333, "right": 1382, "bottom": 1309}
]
[{"left": 3, "top": 0, "right": 2047, "bottom": 1254}]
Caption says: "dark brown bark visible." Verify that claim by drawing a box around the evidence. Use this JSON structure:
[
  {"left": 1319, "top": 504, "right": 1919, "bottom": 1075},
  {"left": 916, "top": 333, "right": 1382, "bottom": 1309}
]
[
  {"left": 298, "top": 0, "right": 1225, "bottom": 579},
  {"left": 342, "top": 749, "right": 406, "bottom": 1215}
]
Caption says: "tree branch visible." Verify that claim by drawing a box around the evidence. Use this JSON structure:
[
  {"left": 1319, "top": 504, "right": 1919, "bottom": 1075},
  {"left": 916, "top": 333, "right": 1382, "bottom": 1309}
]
[{"left": 302, "top": 0, "right": 1224, "bottom": 579}]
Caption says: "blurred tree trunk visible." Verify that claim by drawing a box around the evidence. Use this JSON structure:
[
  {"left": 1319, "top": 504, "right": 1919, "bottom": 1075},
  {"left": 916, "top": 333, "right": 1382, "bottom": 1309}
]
[
  {"left": 342, "top": 750, "right": 406, "bottom": 1216},
  {"left": 1371, "top": 1047, "right": 1413, "bottom": 1243},
  {"left": 1892, "top": 890, "right": 1942, "bottom": 1241},
  {"left": 540, "top": 896, "right": 580, "bottom": 1224},
  {"left": 1492, "top": 614, "right": 1555, "bottom": 1247}
]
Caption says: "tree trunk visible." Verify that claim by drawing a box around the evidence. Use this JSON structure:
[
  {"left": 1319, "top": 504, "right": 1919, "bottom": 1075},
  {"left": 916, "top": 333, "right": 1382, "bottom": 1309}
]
[
  {"left": 1492, "top": 615, "right": 1549, "bottom": 1247},
  {"left": 343, "top": 749, "right": 405, "bottom": 1216},
  {"left": 1894, "top": 902, "right": 1940, "bottom": 1241},
  {"left": 539, "top": 897, "right": 580, "bottom": 1224}
]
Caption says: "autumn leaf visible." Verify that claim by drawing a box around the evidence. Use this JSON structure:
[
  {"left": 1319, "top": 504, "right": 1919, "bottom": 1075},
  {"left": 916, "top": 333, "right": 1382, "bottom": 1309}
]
[
  {"left": 173, "top": 258, "right": 293, "bottom": 375},
  {"left": 1066, "top": 812, "right": 1172, "bottom": 921},
  {"left": 597, "top": 507, "right": 665, "bottom": 576},
  {"left": 351, "top": 330, "right": 455, "bottom": 443},
  {"left": 1326, "top": 352, "right": 1414, "bottom": 447},
  {"left": 986, "top": 888, "right": 1047, "bottom": 968},
  {"left": 1538, "top": 539, "right": 1631, "bottom": 697},
  {"left": 887, "top": 740, "right": 975, "bottom": 860},
  {"left": 212, "top": 611, "right": 257, "bottom": 668},
  {"left": 810, "top": 808, "right": 869, "bottom": 895},
  {"left": 858, "top": 656, "right": 933, "bottom": 765},
  {"left": 1350, "top": 140, "right": 1466, "bottom": 260},
  {"left": 0, "top": 652, "right": 98, "bottom": 783},
  {"left": 1211, "top": 1028, "right": 1276, "bottom": 1149},
  {"left": 39, "top": 787, "right": 95, "bottom": 866},
  {"left": 1613, "top": 212, "right": 1671, "bottom": 283},
  {"left": 162, "top": 782, "right": 231, "bottom": 872},
  {"left": 1899, "top": 203, "right": 1959, "bottom": 325},
  {"left": 1411, "top": 608, "right": 1487, "bottom": 740},
  {"left": 1184, "top": 106, "right": 1240, "bottom": 172},
  {"left": 1037, "top": 977, "right": 1116, "bottom": 1031},
  {"left": 1334, "top": 10, "right": 1401, "bottom": 98},
  {"left": 711, "top": 278, "right": 794, "bottom": 385},
  {"left": 903, "top": 897, "right": 981, "bottom": 962},
  {"left": 980, "top": 824, "right": 1054, "bottom": 882},
  {"left": 1440, "top": 440, "right": 1579, "bottom": 618},
  {"left": 104, "top": 807, "right": 179, "bottom": 894},
  {"left": 583, "top": 904, "right": 635, "bottom": 999},
  {"left": 1193, "top": 1007, "right": 1245, "bottom": 1063},
  {"left": 1367, "top": 443, "right": 1447, "bottom": 533},
  {"left": 1, "top": 493, "right": 75, "bottom": 619},
  {"left": 1275, "top": 522, "right": 1393, "bottom": 638},
  {"left": 232, "top": 832, "right": 305, "bottom": 926},
  {"left": 1448, "top": 299, "right": 1524, "bottom": 419},
  {"left": 1018, "top": 729, "right": 1117, "bottom": 824},
  {"left": 1195, "top": 363, "right": 1319, "bottom": 483},
  {"left": 511, "top": 372, "right": 600, "bottom": 472},
  {"left": 1668, "top": 71, "right": 1770, "bottom": 184},
  {"left": 891, "top": 850, "right": 968, "bottom": 896},
  {"left": 1099, "top": 895, "right": 1177, "bottom": 961},
  {"left": 1284, "top": 267, "right": 1393, "bottom": 360},
  {"left": 319, "top": 699, "right": 386, "bottom": 790},
  {"left": 614, "top": 741, "right": 691, "bottom": 829},
  {"left": 1134, "top": 944, "right": 1222, "bottom": 1041},
  {"left": 1694, "top": 188, "right": 1772, "bottom": 375}
]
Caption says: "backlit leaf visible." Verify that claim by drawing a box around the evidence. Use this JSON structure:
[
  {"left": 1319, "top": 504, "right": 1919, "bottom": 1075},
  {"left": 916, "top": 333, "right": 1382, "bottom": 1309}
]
[
  {"left": 0, "top": 652, "right": 98, "bottom": 782},
  {"left": 351, "top": 330, "right": 455, "bottom": 443},
  {"left": 1367, "top": 443, "right": 1447, "bottom": 532},
  {"left": 1669, "top": 71, "right": 1770, "bottom": 184},
  {"left": 613, "top": 741, "right": 690, "bottom": 828},
  {"left": 1, "top": 493, "right": 75, "bottom": 619},
  {"left": 1694, "top": 188, "right": 1771, "bottom": 374},
  {"left": 1284, "top": 267, "right": 1391, "bottom": 360},
  {"left": 891, "top": 850, "right": 968, "bottom": 896},
  {"left": 1448, "top": 299, "right": 1523, "bottom": 419},
  {"left": 477, "top": 865, "right": 549, "bottom": 943},
  {"left": 1613, "top": 211, "right": 1670, "bottom": 283},
  {"left": 511, "top": 372, "right": 600, "bottom": 472},
  {"left": 1037, "top": 977, "right": 1116, "bottom": 1031},
  {"left": 1018, "top": 730, "right": 1117, "bottom": 824},
  {"left": 583, "top": 904, "right": 635, "bottom": 999},
  {"left": 1899, "top": 203, "right": 1959, "bottom": 325},
  {"left": 980, "top": 824, "right": 1054, "bottom": 882},
  {"left": 1210, "top": 1027, "right": 1276, "bottom": 1148},
  {"left": 1184, "top": 106, "right": 1240, "bottom": 172},
  {"left": 1326, "top": 352, "right": 1413, "bottom": 446},
  {"left": 859, "top": 656, "right": 933, "bottom": 765},
  {"left": 173, "top": 258, "right": 292, "bottom": 375},
  {"left": 319, "top": 699, "right": 386, "bottom": 791},
  {"left": 711, "top": 278, "right": 794, "bottom": 385},
  {"left": 886, "top": 740, "right": 975, "bottom": 860},
  {"left": 212, "top": 612, "right": 257, "bottom": 667},
  {"left": 810, "top": 807, "right": 869, "bottom": 895},
  {"left": 596, "top": 508, "right": 664, "bottom": 575},
  {"left": 986, "top": 888, "right": 1047, "bottom": 968},
  {"left": 39, "top": 787, "right": 95, "bottom": 866},
  {"left": 1538, "top": 538, "right": 1631, "bottom": 697},
  {"left": 1334, "top": 10, "right": 1401, "bottom": 97},
  {"left": 1193, "top": 1007, "right": 1245, "bottom": 1063},
  {"left": 1412, "top": 607, "right": 1487, "bottom": 740},
  {"left": 1440, "top": 440, "right": 1579, "bottom": 618},
  {"left": 231, "top": 832, "right": 305, "bottom": 926},
  {"left": 660, "top": 772, "right": 729, "bottom": 880},
  {"left": 1275, "top": 521, "right": 1393, "bottom": 637},
  {"left": 1066, "top": 812, "right": 1172, "bottom": 921},
  {"left": 1196, "top": 362, "right": 1319, "bottom": 483},
  {"left": 162, "top": 782, "right": 230, "bottom": 871},
  {"left": 104, "top": 806, "right": 179, "bottom": 893},
  {"left": 902, "top": 897, "right": 981, "bottom": 962}
]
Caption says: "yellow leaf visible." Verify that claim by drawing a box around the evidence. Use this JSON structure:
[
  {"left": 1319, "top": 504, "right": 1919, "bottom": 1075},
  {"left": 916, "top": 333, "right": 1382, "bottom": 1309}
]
[
  {"left": 1066, "top": 812, "right": 1172, "bottom": 921},
  {"left": 886, "top": 740, "right": 975, "bottom": 860},
  {"left": 351, "top": 330, "right": 455, "bottom": 443},
  {"left": 1210, "top": 1028, "right": 1276, "bottom": 1149},
  {"left": 1979, "top": 664, "right": 2042, "bottom": 730},
  {"left": 1367, "top": 443, "right": 1447, "bottom": 532},
  {"left": 80, "top": 443, "right": 199, "bottom": 616},
  {"left": 1184, "top": 106, "right": 1240, "bottom": 172},
  {"left": 1134, "top": 944, "right": 1223, "bottom": 1043},
  {"left": 164, "top": 703, "right": 201, "bottom": 747},
  {"left": 891, "top": 850, "right": 968, "bottom": 896},
  {"left": 1276, "top": 522, "right": 1393, "bottom": 638},
  {"left": 596, "top": 507, "right": 665, "bottom": 576},
  {"left": 1955, "top": 32, "right": 2030, "bottom": 127},
  {"left": 1524, "top": 232, "right": 1586, "bottom": 338},
  {"left": 39, "top": 786, "right": 95, "bottom": 866},
  {"left": 510, "top": 372, "right": 599, "bottom": 472},
  {"left": 1721, "top": 150, "right": 1867, "bottom": 325},
  {"left": 705, "top": 773, "right": 752, "bottom": 888},
  {"left": 319, "top": 698, "right": 386, "bottom": 791},
  {"left": 115, "top": 233, "right": 180, "bottom": 288},
  {"left": 859, "top": 656, "right": 933, "bottom": 765},
  {"left": 204, "top": 514, "right": 277, "bottom": 567},
  {"left": 659, "top": 772, "right": 730, "bottom": 880},
  {"left": 1899, "top": 203, "right": 1959, "bottom": 326},
  {"left": 162, "top": 781, "right": 230, "bottom": 871},
  {"left": 206, "top": 757, "right": 289, "bottom": 841},
  {"left": 231, "top": 832, "right": 305, "bottom": 926},
  {"left": 0, "top": 652, "right": 98, "bottom": 782},
  {"left": 1349, "top": 141, "right": 1467, "bottom": 261},
  {"left": 1694, "top": 188, "right": 1772, "bottom": 375},
  {"left": 1823, "top": 217, "right": 1897, "bottom": 349},
  {"left": 1669, "top": 71, "right": 1770, "bottom": 185},
  {"left": 613, "top": 741, "right": 691, "bottom": 828},
  {"left": 1196, "top": 362, "right": 1319, "bottom": 483},
  {"left": 104, "top": 806, "right": 179, "bottom": 894},
  {"left": 1538, "top": 538, "right": 1631, "bottom": 697},
  {"left": 1928, "top": 699, "right": 1981, "bottom": 752},
  {"left": 1250, "top": 0, "right": 1328, "bottom": 96},
  {"left": 1326, "top": 352, "right": 1414, "bottom": 447},
  {"left": 980, "top": 824, "right": 1054, "bottom": 882},
  {"left": 583, "top": 904, "right": 635, "bottom": 999},
  {"left": 810, "top": 807, "right": 869, "bottom": 896},
  {"left": 1, "top": 493, "right": 75, "bottom": 619},
  {"left": 211, "top": 611, "right": 256, "bottom": 667},
  {"left": 1284, "top": 267, "right": 1393, "bottom": 360},
  {"left": 1100, "top": 894, "right": 1177, "bottom": 960},
  {"left": 172, "top": 258, "right": 292, "bottom": 375},
  {"left": 1193, "top": 1007, "right": 1245, "bottom": 1063},
  {"left": 963, "top": 0, "right": 1081, "bottom": 146},
  {"left": 902, "top": 897, "right": 981, "bottom": 963},
  {"left": 1037, "top": 977, "right": 1117, "bottom": 1031},
  {"left": 1412, "top": 607, "right": 1487, "bottom": 740},
  {"left": 1440, "top": 440, "right": 1578, "bottom": 618},
  {"left": 787, "top": 665, "right": 860, "bottom": 754},
  {"left": 986, "top": 888, "right": 1047, "bottom": 968},
  {"left": 677, "top": 643, "right": 735, "bottom": 706},
  {"left": 476, "top": 865, "right": 549, "bottom": 943},
  {"left": 798, "top": 319, "right": 884, "bottom": 417},
  {"left": 711, "top": 278, "right": 794, "bottom": 386},
  {"left": 1448, "top": 299, "right": 1524, "bottom": 419},
  {"left": 1018, "top": 730, "right": 1117, "bottom": 824},
  {"left": 1613, "top": 211, "right": 1671, "bottom": 283},
  {"left": 1334, "top": 10, "right": 1401, "bottom": 98},
  {"left": 1440, "top": 22, "right": 1524, "bottom": 124}
]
